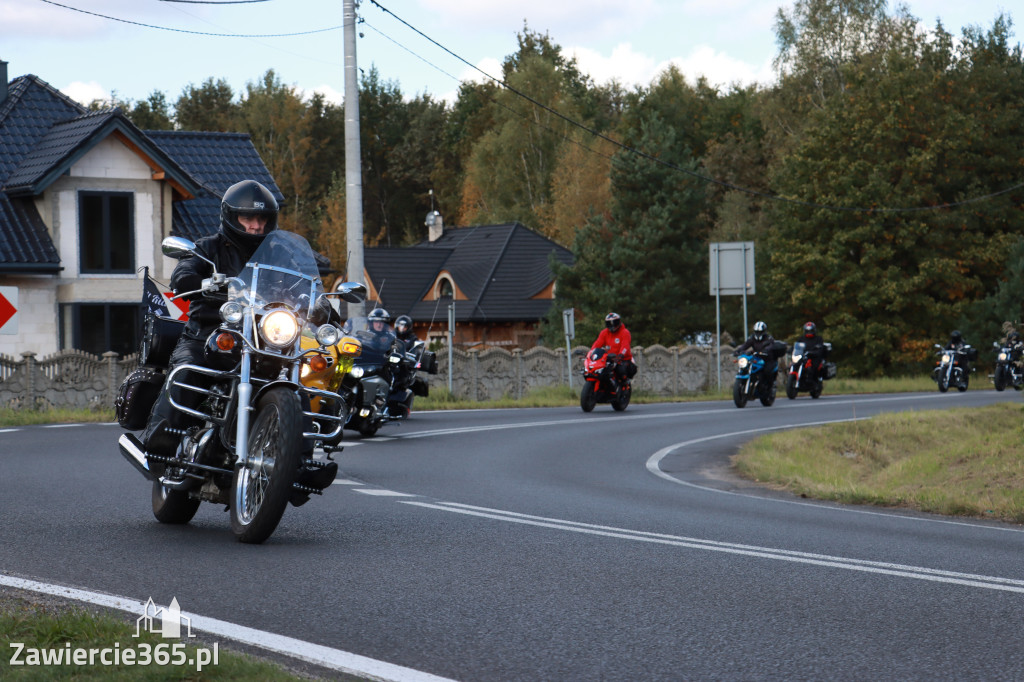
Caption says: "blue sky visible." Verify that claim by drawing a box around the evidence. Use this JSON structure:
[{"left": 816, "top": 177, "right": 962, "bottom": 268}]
[{"left": 2, "top": 1, "right": 1016, "bottom": 107}]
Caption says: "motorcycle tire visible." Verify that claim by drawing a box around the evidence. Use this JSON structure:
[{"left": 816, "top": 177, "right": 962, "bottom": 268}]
[
  {"left": 938, "top": 375, "right": 949, "bottom": 393},
  {"left": 230, "top": 387, "right": 303, "bottom": 544},
  {"left": 810, "top": 381, "right": 823, "bottom": 399},
  {"left": 958, "top": 373, "right": 969, "bottom": 393},
  {"left": 580, "top": 381, "right": 597, "bottom": 412},
  {"left": 733, "top": 380, "right": 748, "bottom": 408},
  {"left": 759, "top": 380, "right": 776, "bottom": 407},
  {"left": 359, "top": 420, "right": 381, "bottom": 437},
  {"left": 151, "top": 481, "right": 200, "bottom": 524},
  {"left": 785, "top": 375, "right": 798, "bottom": 400},
  {"left": 611, "top": 385, "right": 631, "bottom": 412},
  {"left": 994, "top": 366, "right": 1007, "bottom": 391}
]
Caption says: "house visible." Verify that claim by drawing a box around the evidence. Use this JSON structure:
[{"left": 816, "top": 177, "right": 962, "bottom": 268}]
[
  {"left": 362, "top": 218, "right": 574, "bottom": 349},
  {"left": 0, "top": 61, "right": 282, "bottom": 358}
]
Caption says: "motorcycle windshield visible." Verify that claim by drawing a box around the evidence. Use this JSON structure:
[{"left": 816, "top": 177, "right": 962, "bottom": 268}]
[
  {"left": 228, "top": 231, "right": 323, "bottom": 317},
  {"left": 792, "top": 341, "right": 805, "bottom": 356},
  {"left": 342, "top": 317, "right": 396, "bottom": 366}
]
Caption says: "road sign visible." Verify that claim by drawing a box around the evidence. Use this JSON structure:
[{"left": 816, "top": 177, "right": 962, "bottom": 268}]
[
  {"left": 0, "top": 286, "right": 18, "bottom": 335},
  {"left": 709, "top": 242, "right": 755, "bottom": 296}
]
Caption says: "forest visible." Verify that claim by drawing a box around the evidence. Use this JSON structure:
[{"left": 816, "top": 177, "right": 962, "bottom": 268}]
[{"left": 97, "top": 0, "right": 1024, "bottom": 376}]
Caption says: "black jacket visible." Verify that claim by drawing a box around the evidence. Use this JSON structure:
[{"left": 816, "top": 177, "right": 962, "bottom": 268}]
[
  {"left": 736, "top": 334, "right": 776, "bottom": 355},
  {"left": 172, "top": 231, "right": 257, "bottom": 337}
]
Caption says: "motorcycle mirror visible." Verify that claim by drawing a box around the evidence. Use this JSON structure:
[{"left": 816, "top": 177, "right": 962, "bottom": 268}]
[
  {"left": 328, "top": 282, "right": 368, "bottom": 304},
  {"left": 161, "top": 236, "right": 197, "bottom": 259}
]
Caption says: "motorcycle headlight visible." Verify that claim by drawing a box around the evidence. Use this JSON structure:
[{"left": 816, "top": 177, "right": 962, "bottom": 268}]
[
  {"left": 259, "top": 310, "right": 299, "bottom": 348},
  {"left": 350, "top": 366, "right": 365, "bottom": 379},
  {"left": 941, "top": 353, "right": 951, "bottom": 364},
  {"left": 315, "top": 324, "right": 340, "bottom": 347},
  {"left": 791, "top": 353, "right": 802, "bottom": 364},
  {"left": 737, "top": 357, "right": 749, "bottom": 370},
  {"left": 219, "top": 301, "right": 244, "bottom": 324},
  {"left": 999, "top": 352, "right": 1008, "bottom": 362}
]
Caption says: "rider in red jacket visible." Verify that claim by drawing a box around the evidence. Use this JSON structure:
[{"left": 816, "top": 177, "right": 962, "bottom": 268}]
[{"left": 591, "top": 312, "right": 636, "bottom": 381}]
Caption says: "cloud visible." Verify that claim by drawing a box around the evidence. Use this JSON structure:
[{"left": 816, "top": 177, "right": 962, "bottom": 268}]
[{"left": 63, "top": 81, "right": 111, "bottom": 106}]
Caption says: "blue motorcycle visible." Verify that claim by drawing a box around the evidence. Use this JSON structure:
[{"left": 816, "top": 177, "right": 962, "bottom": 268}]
[{"left": 733, "top": 351, "right": 778, "bottom": 408}]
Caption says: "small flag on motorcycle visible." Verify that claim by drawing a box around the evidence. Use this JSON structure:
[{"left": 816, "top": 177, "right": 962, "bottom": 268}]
[{"left": 141, "top": 266, "right": 171, "bottom": 317}]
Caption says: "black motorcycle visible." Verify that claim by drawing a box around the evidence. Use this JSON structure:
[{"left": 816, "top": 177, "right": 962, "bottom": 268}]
[
  {"left": 932, "top": 344, "right": 976, "bottom": 393},
  {"left": 116, "top": 232, "right": 365, "bottom": 543},
  {"left": 339, "top": 317, "right": 434, "bottom": 437},
  {"left": 991, "top": 341, "right": 1024, "bottom": 391}
]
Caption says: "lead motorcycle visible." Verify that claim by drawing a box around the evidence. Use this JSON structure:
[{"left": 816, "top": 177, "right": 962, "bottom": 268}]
[
  {"left": 931, "top": 343, "right": 976, "bottom": 393},
  {"left": 733, "top": 348, "right": 782, "bottom": 408},
  {"left": 116, "top": 231, "right": 365, "bottom": 543}
]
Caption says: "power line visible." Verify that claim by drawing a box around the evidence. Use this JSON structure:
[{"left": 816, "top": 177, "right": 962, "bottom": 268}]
[
  {"left": 37, "top": 0, "right": 341, "bottom": 37},
  {"left": 366, "top": 0, "right": 1024, "bottom": 214}
]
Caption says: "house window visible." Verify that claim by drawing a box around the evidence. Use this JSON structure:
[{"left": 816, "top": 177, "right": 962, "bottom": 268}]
[
  {"left": 80, "top": 191, "right": 134, "bottom": 273},
  {"left": 437, "top": 276, "right": 454, "bottom": 299},
  {"left": 67, "top": 303, "right": 140, "bottom": 357}
]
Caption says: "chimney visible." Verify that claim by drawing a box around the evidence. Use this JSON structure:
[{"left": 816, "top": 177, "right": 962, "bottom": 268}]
[
  {"left": 0, "top": 60, "right": 7, "bottom": 106},
  {"left": 426, "top": 210, "right": 444, "bottom": 242}
]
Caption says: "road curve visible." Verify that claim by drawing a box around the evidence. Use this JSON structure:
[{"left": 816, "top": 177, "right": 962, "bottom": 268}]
[{"left": 2, "top": 389, "right": 1023, "bottom": 680}]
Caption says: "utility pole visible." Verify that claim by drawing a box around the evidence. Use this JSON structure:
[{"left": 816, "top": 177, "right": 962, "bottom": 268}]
[{"left": 343, "top": 0, "right": 365, "bottom": 318}]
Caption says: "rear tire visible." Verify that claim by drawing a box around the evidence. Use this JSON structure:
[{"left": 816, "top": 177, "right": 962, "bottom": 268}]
[
  {"left": 580, "top": 381, "right": 597, "bottom": 412},
  {"left": 759, "top": 378, "right": 776, "bottom": 407},
  {"left": 733, "top": 380, "right": 747, "bottom": 408},
  {"left": 151, "top": 482, "right": 200, "bottom": 524},
  {"left": 230, "top": 388, "right": 302, "bottom": 544},
  {"left": 810, "top": 381, "right": 823, "bottom": 399},
  {"left": 611, "top": 385, "right": 631, "bottom": 411}
]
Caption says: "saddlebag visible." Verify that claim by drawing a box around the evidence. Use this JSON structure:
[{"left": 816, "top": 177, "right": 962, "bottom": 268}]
[
  {"left": 824, "top": 362, "right": 838, "bottom": 380},
  {"left": 419, "top": 350, "right": 439, "bottom": 375},
  {"left": 114, "top": 367, "right": 165, "bottom": 431},
  {"left": 139, "top": 314, "right": 185, "bottom": 368},
  {"left": 771, "top": 340, "right": 789, "bottom": 359},
  {"left": 412, "top": 375, "right": 430, "bottom": 397}
]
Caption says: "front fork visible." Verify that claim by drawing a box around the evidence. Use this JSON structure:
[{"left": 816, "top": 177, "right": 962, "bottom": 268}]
[{"left": 234, "top": 316, "right": 255, "bottom": 467}]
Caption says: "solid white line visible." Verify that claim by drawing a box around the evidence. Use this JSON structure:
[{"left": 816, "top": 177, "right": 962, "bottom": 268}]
[
  {"left": 0, "top": 575, "right": 456, "bottom": 682},
  {"left": 332, "top": 479, "right": 364, "bottom": 485},
  {"left": 400, "top": 501, "right": 1024, "bottom": 594},
  {"left": 644, "top": 419, "right": 1024, "bottom": 534},
  {"left": 356, "top": 489, "right": 417, "bottom": 497}
]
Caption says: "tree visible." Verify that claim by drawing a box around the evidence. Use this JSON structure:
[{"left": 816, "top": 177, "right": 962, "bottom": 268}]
[{"left": 174, "top": 78, "right": 236, "bottom": 131}]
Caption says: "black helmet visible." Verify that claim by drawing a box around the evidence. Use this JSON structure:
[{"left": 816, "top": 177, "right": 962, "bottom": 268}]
[
  {"left": 220, "top": 179, "right": 279, "bottom": 251},
  {"left": 395, "top": 315, "right": 413, "bottom": 340},
  {"left": 803, "top": 321, "right": 817, "bottom": 338},
  {"left": 753, "top": 320, "right": 767, "bottom": 341},
  {"left": 368, "top": 308, "right": 391, "bottom": 332},
  {"left": 951, "top": 330, "right": 962, "bottom": 344},
  {"left": 605, "top": 312, "right": 622, "bottom": 331}
]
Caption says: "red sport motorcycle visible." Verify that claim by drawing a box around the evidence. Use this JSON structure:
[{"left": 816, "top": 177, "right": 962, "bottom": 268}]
[{"left": 579, "top": 347, "right": 631, "bottom": 412}]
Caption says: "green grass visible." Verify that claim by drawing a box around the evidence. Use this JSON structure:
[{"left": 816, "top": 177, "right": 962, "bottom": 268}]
[
  {"left": 0, "top": 593, "right": 310, "bottom": 680},
  {"left": 733, "top": 402, "right": 1024, "bottom": 523}
]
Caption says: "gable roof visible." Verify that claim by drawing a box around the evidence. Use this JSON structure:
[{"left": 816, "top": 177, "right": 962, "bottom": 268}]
[
  {"left": 365, "top": 222, "right": 574, "bottom": 324},
  {"left": 0, "top": 73, "right": 281, "bottom": 273}
]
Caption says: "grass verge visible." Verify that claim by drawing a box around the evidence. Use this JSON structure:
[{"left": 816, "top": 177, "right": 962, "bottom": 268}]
[{"left": 733, "top": 402, "right": 1024, "bottom": 523}]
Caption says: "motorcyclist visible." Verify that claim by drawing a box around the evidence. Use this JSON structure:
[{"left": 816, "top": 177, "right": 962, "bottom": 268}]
[
  {"left": 946, "top": 330, "right": 970, "bottom": 369},
  {"left": 733, "top": 321, "right": 779, "bottom": 379},
  {"left": 590, "top": 312, "right": 636, "bottom": 384},
  {"left": 800, "top": 321, "right": 829, "bottom": 380},
  {"left": 394, "top": 315, "right": 419, "bottom": 352},
  {"left": 141, "top": 179, "right": 279, "bottom": 456}
]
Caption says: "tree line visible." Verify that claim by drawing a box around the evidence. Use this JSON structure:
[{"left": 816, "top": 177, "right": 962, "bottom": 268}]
[{"left": 97, "top": 0, "right": 1023, "bottom": 376}]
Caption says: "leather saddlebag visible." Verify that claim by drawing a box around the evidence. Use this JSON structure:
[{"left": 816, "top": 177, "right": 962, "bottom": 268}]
[
  {"left": 114, "top": 367, "right": 165, "bottom": 431},
  {"left": 419, "top": 350, "right": 439, "bottom": 375},
  {"left": 139, "top": 314, "right": 185, "bottom": 368}
]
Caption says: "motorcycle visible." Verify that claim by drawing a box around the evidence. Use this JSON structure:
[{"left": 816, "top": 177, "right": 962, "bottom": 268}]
[
  {"left": 339, "top": 317, "right": 433, "bottom": 437},
  {"left": 932, "top": 344, "right": 975, "bottom": 393},
  {"left": 579, "top": 346, "right": 631, "bottom": 412},
  {"left": 733, "top": 351, "right": 778, "bottom": 408},
  {"left": 991, "top": 341, "right": 1024, "bottom": 391},
  {"left": 116, "top": 231, "right": 366, "bottom": 543},
  {"left": 785, "top": 341, "right": 834, "bottom": 400}
]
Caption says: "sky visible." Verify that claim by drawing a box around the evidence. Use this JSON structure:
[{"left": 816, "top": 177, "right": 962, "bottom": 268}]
[{"left": 1, "top": 0, "right": 1017, "bottom": 108}]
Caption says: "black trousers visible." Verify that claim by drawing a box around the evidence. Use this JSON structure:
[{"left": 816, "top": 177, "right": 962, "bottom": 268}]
[{"left": 141, "top": 333, "right": 209, "bottom": 455}]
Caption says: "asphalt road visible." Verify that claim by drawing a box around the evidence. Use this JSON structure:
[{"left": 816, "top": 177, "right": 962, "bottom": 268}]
[{"left": 3, "top": 389, "right": 1024, "bottom": 680}]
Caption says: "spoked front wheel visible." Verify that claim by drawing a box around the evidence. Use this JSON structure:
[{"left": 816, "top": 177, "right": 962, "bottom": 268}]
[{"left": 230, "top": 388, "right": 302, "bottom": 544}]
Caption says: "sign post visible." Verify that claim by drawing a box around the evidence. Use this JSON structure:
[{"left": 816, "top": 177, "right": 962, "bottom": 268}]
[
  {"left": 447, "top": 302, "right": 455, "bottom": 394},
  {"left": 562, "top": 308, "right": 575, "bottom": 389},
  {"left": 709, "top": 242, "right": 755, "bottom": 390}
]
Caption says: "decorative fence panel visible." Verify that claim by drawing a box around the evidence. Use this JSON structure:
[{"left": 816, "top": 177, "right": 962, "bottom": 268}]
[{"left": 0, "top": 345, "right": 740, "bottom": 409}]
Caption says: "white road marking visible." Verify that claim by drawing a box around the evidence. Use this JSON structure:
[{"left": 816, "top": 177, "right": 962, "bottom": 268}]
[
  {"left": 332, "top": 478, "right": 364, "bottom": 485},
  {"left": 356, "top": 489, "right": 417, "bottom": 497},
  {"left": 0, "top": 575, "right": 456, "bottom": 682},
  {"left": 401, "top": 500, "right": 1024, "bottom": 594}
]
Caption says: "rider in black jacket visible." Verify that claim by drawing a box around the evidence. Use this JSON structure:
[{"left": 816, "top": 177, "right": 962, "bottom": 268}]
[
  {"left": 734, "top": 321, "right": 779, "bottom": 378},
  {"left": 141, "top": 180, "right": 279, "bottom": 456},
  {"left": 800, "top": 321, "right": 829, "bottom": 379}
]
